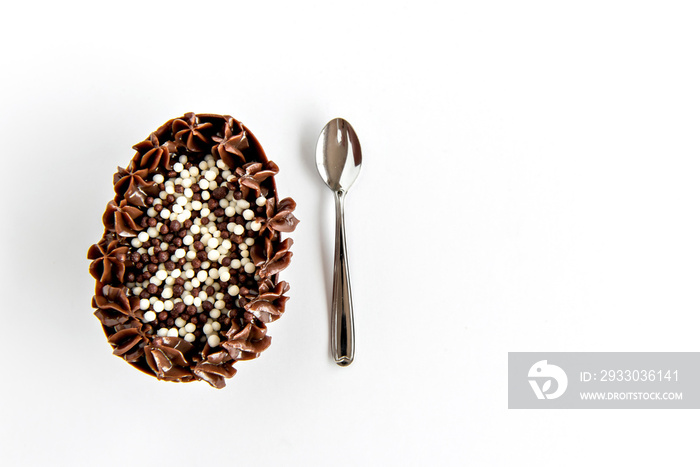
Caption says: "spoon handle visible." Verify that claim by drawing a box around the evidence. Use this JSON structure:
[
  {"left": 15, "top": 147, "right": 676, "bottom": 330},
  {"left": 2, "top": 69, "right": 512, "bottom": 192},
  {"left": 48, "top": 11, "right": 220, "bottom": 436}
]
[{"left": 331, "top": 190, "right": 355, "bottom": 366}]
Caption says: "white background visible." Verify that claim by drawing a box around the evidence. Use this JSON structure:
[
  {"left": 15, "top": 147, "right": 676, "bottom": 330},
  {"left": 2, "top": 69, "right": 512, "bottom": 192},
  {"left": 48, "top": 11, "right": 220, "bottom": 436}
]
[{"left": 1, "top": 1, "right": 699, "bottom": 465}]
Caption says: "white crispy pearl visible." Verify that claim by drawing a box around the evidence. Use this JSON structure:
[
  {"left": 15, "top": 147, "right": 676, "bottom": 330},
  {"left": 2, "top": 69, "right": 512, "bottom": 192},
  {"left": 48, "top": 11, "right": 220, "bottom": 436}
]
[
  {"left": 233, "top": 224, "right": 245, "bottom": 235},
  {"left": 237, "top": 199, "right": 250, "bottom": 209},
  {"left": 224, "top": 206, "right": 236, "bottom": 217},
  {"left": 185, "top": 268, "right": 195, "bottom": 279},
  {"left": 196, "top": 270, "right": 208, "bottom": 282},
  {"left": 231, "top": 259, "right": 241, "bottom": 269},
  {"left": 185, "top": 323, "right": 196, "bottom": 333},
  {"left": 244, "top": 237, "right": 255, "bottom": 246},
  {"left": 214, "top": 300, "right": 225, "bottom": 310},
  {"left": 153, "top": 301, "right": 165, "bottom": 312},
  {"left": 228, "top": 285, "right": 240, "bottom": 296},
  {"left": 250, "top": 221, "right": 261, "bottom": 231},
  {"left": 164, "top": 300, "right": 174, "bottom": 311},
  {"left": 207, "top": 250, "right": 220, "bottom": 261},
  {"left": 186, "top": 250, "right": 196, "bottom": 260},
  {"left": 160, "top": 208, "right": 171, "bottom": 219},
  {"left": 167, "top": 328, "right": 179, "bottom": 337},
  {"left": 173, "top": 162, "right": 184, "bottom": 172},
  {"left": 244, "top": 262, "right": 256, "bottom": 274},
  {"left": 212, "top": 322, "right": 221, "bottom": 331},
  {"left": 153, "top": 174, "right": 165, "bottom": 184},
  {"left": 143, "top": 311, "right": 156, "bottom": 322},
  {"left": 183, "top": 295, "right": 194, "bottom": 306},
  {"left": 204, "top": 170, "right": 217, "bottom": 181},
  {"left": 140, "top": 298, "right": 150, "bottom": 310},
  {"left": 138, "top": 231, "right": 149, "bottom": 242},
  {"left": 191, "top": 200, "right": 203, "bottom": 211},
  {"left": 161, "top": 287, "right": 173, "bottom": 299},
  {"left": 256, "top": 196, "right": 266, "bottom": 206},
  {"left": 157, "top": 328, "right": 168, "bottom": 337},
  {"left": 243, "top": 209, "right": 254, "bottom": 220},
  {"left": 190, "top": 224, "right": 201, "bottom": 234},
  {"left": 165, "top": 276, "right": 175, "bottom": 286},
  {"left": 207, "top": 334, "right": 221, "bottom": 347},
  {"left": 202, "top": 323, "right": 213, "bottom": 335},
  {"left": 155, "top": 270, "right": 168, "bottom": 281},
  {"left": 183, "top": 235, "right": 194, "bottom": 246},
  {"left": 184, "top": 333, "right": 195, "bottom": 343},
  {"left": 201, "top": 191, "right": 210, "bottom": 200},
  {"left": 165, "top": 185, "right": 175, "bottom": 195},
  {"left": 171, "top": 269, "right": 181, "bottom": 278},
  {"left": 175, "top": 317, "right": 187, "bottom": 328},
  {"left": 198, "top": 179, "right": 209, "bottom": 190},
  {"left": 131, "top": 238, "right": 142, "bottom": 248},
  {"left": 210, "top": 309, "right": 221, "bottom": 319},
  {"left": 174, "top": 248, "right": 186, "bottom": 259},
  {"left": 207, "top": 237, "right": 219, "bottom": 249}
]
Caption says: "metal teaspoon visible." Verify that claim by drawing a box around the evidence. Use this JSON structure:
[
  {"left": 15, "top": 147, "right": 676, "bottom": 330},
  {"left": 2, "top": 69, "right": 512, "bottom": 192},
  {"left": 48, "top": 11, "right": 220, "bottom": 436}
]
[{"left": 315, "top": 118, "right": 362, "bottom": 366}]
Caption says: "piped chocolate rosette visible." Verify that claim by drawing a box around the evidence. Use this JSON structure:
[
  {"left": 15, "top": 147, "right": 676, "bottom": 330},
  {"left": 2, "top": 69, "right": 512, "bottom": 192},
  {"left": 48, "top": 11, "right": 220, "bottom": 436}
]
[{"left": 87, "top": 113, "right": 299, "bottom": 388}]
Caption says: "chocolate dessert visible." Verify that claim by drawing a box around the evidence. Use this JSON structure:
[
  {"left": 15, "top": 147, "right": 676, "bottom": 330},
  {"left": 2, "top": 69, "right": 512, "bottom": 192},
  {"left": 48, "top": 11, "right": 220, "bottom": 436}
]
[{"left": 88, "top": 113, "right": 299, "bottom": 388}]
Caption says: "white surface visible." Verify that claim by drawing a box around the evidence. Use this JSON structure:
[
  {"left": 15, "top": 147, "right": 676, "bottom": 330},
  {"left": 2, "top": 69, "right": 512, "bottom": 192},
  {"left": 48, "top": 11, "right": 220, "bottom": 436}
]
[{"left": 1, "top": 1, "right": 699, "bottom": 466}]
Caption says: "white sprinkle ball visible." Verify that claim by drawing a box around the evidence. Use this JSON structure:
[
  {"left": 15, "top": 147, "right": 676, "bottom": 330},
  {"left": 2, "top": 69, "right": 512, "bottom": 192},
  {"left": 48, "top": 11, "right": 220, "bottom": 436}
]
[
  {"left": 237, "top": 199, "right": 250, "bottom": 209},
  {"left": 198, "top": 179, "right": 209, "bottom": 190},
  {"left": 183, "top": 295, "right": 194, "bottom": 306},
  {"left": 153, "top": 301, "right": 165, "bottom": 312},
  {"left": 186, "top": 250, "right": 196, "bottom": 260},
  {"left": 196, "top": 270, "right": 208, "bottom": 282},
  {"left": 185, "top": 268, "right": 195, "bottom": 279},
  {"left": 139, "top": 299, "right": 150, "bottom": 310},
  {"left": 207, "top": 335, "right": 221, "bottom": 347},
  {"left": 220, "top": 270, "right": 230, "bottom": 282},
  {"left": 191, "top": 278, "right": 200, "bottom": 287},
  {"left": 171, "top": 269, "right": 182, "bottom": 278},
  {"left": 256, "top": 196, "right": 266, "bottom": 206},
  {"left": 155, "top": 270, "right": 168, "bottom": 281},
  {"left": 207, "top": 237, "right": 219, "bottom": 249},
  {"left": 233, "top": 224, "right": 245, "bottom": 235},
  {"left": 131, "top": 238, "right": 142, "bottom": 248},
  {"left": 239, "top": 243, "right": 248, "bottom": 251},
  {"left": 190, "top": 224, "right": 201, "bottom": 234},
  {"left": 184, "top": 333, "right": 195, "bottom": 343},
  {"left": 178, "top": 327, "right": 186, "bottom": 337},
  {"left": 180, "top": 169, "right": 190, "bottom": 179},
  {"left": 212, "top": 322, "right": 221, "bottom": 331},
  {"left": 208, "top": 250, "right": 220, "bottom": 261},
  {"left": 208, "top": 269, "right": 220, "bottom": 280},
  {"left": 174, "top": 248, "right": 186, "bottom": 259},
  {"left": 173, "top": 162, "right": 184, "bottom": 172},
  {"left": 167, "top": 328, "right": 179, "bottom": 337},
  {"left": 161, "top": 287, "right": 173, "bottom": 299},
  {"left": 203, "top": 324, "right": 213, "bottom": 335},
  {"left": 157, "top": 328, "right": 168, "bottom": 337},
  {"left": 193, "top": 297, "right": 202, "bottom": 307},
  {"left": 176, "top": 196, "right": 187, "bottom": 206},
  {"left": 160, "top": 208, "right": 171, "bottom": 219},
  {"left": 204, "top": 278, "right": 214, "bottom": 286},
  {"left": 240, "top": 257, "right": 250, "bottom": 266},
  {"left": 199, "top": 291, "right": 208, "bottom": 301},
  {"left": 221, "top": 239, "right": 232, "bottom": 250},
  {"left": 202, "top": 191, "right": 210, "bottom": 201},
  {"left": 250, "top": 221, "right": 261, "bottom": 231},
  {"left": 216, "top": 159, "right": 226, "bottom": 169},
  {"left": 165, "top": 276, "right": 175, "bottom": 286},
  {"left": 231, "top": 259, "right": 241, "bottom": 269},
  {"left": 215, "top": 292, "right": 224, "bottom": 300},
  {"left": 244, "top": 237, "right": 255, "bottom": 246},
  {"left": 240, "top": 250, "right": 249, "bottom": 258},
  {"left": 210, "top": 309, "right": 221, "bottom": 319},
  {"left": 205, "top": 170, "right": 216, "bottom": 181},
  {"left": 175, "top": 317, "right": 187, "bottom": 328},
  {"left": 164, "top": 300, "right": 174, "bottom": 311},
  {"left": 243, "top": 209, "right": 254, "bottom": 220},
  {"left": 185, "top": 323, "right": 196, "bottom": 333},
  {"left": 200, "top": 207, "right": 210, "bottom": 217},
  {"left": 244, "top": 262, "right": 256, "bottom": 274},
  {"left": 178, "top": 155, "right": 187, "bottom": 164},
  {"left": 137, "top": 231, "right": 149, "bottom": 242},
  {"left": 165, "top": 185, "right": 175, "bottom": 195},
  {"left": 172, "top": 204, "right": 183, "bottom": 214},
  {"left": 228, "top": 285, "right": 240, "bottom": 296},
  {"left": 214, "top": 300, "right": 225, "bottom": 310},
  {"left": 183, "top": 235, "right": 194, "bottom": 246},
  {"left": 153, "top": 174, "right": 165, "bottom": 184},
  {"left": 219, "top": 199, "right": 229, "bottom": 208},
  {"left": 224, "top": 206, "right": 236, "bottom": 217}
]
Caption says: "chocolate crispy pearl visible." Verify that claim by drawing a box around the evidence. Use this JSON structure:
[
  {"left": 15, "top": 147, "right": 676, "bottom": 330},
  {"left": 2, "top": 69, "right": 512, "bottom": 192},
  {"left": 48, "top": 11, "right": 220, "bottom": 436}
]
[{"left": 88, "top": 113, "right": 299, "bottom": 389}]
